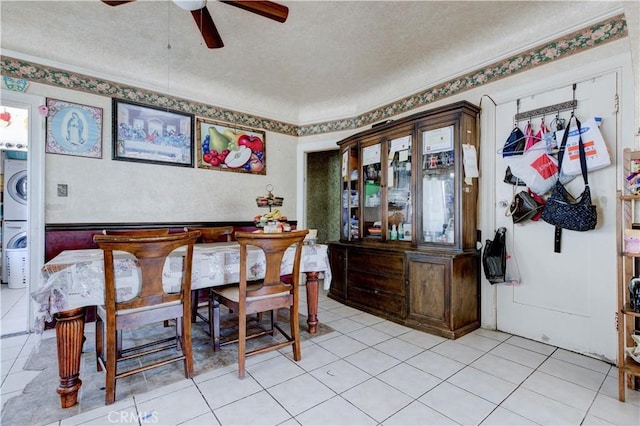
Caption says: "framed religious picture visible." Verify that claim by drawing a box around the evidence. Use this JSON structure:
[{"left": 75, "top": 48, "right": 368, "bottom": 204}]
[
  {"left": 112, "top": 99, "right": 194, "bottom": 167},
  {"left": 45, "top": 98, "right": 103, "bottom": 158}
]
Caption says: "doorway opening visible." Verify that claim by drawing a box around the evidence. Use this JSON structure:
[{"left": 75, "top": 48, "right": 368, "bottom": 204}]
[
  {"left": 305, "top": 150, "right": 340, "bottom": 244},
  {"left": 0, "top": 90, "right": 45, "bottom": 337}
]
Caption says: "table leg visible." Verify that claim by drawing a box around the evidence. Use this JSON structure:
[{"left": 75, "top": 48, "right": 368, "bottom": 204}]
[
  {"left": 54, "top": 307, "right": 85, "bottom": 408},
  {"left": 304, "top": 272, "right": 320, "bottom": 334}
]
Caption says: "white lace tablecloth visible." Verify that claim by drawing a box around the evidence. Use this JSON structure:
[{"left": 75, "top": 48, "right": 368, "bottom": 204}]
[{"left": 31, "top": 242, "right": 332, "bottom": 333}]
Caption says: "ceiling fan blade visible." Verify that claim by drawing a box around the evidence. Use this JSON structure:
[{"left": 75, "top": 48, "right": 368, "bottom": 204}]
[
  {"left": 191, "top": 7, "right": 224, "bottom": 48},
  {"left": 221, "top": 1, "right": 288, "bottom": 23},
  {"left": 101, "top": 0, "right": 135, "bottom": 6}
]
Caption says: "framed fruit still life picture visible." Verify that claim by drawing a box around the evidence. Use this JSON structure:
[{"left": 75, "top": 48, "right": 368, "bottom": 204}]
[{"left": 196, "top": 118, "right": 266, "bottom": 175}]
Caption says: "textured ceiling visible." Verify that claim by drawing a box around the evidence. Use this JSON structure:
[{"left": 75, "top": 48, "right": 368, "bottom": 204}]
[{"left": 0, "top": 1, "right": 634, "bottom": 124}]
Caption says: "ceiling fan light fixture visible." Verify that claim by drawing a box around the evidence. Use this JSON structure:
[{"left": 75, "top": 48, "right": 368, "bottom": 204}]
[
  {"left": 103, "top": 0, "right": 287, "bottom": 49},
  {"left": 174, "top": 0, "right": 206, "bottom": 11}
]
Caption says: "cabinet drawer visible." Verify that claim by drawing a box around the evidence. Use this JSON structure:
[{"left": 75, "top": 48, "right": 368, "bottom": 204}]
[
  {"left": 347, "top": 269, "right": 404, "bottom": 294},
  {"left": 348, "top": 286, "right": 404, "bottom": 316},
  {"left": 349, "top": 250, "right": 404, "bottom": 275}
]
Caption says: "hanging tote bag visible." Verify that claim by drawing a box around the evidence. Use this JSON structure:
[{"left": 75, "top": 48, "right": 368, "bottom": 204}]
[
  {"left": 502, "top": 126, "right": 526, "bottom": 157},
  {"left": 556, "top": 117, "right": 611, "bottom": 175},
  {"left": 541, "top": 115, "right": 597, "bottom": 251},
  {"left": 504, "top": 115, "right": 558, "bottom": 195},
  {"left": 523, "top": 122, "right": 537, "bottom": 151},
  {"left": 482, "top": 227, "right": 507, "bottom": 284}
]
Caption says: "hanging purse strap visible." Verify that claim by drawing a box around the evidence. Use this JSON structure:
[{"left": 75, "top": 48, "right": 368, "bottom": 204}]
[
  {"left": 553, "top": 114, "right": 588, "bottom": 253},
  {"left": 557, "top": 114, "right": 588, "bottom": 186}
]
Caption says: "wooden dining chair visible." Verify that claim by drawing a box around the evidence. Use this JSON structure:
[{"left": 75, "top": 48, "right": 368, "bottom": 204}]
[
  {"left": 212, "top": 229, "right": 308, "bottom": 378},
  {"left": 185, "top": 226, "right": 234, "bottom": 333},
  {"left": 103, "top": 228, "right": 170, "bottom": 236},
  {"left": 185, "top": 226, "right": 234, "bottom": 244},
  {"left": 104, "top": 229, "right": 175, "bottom": 334},
  {"left": 93, "top": 230, "right": 200, "bottom": 405}
]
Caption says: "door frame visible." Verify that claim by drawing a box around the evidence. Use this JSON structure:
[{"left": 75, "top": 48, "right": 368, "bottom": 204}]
[
  {"left": 1, "top": 90, "right": 46, "bottom": 333},
  {"left": 478, "top": 52, "right": 636, "bottom": 336}
]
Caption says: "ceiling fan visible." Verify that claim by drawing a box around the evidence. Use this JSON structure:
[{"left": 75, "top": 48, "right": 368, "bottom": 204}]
[{"left": 102, "top": 0, "right": 288, "bottom": 49}]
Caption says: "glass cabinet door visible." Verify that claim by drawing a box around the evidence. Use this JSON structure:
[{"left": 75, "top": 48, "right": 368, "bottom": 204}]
[
  {"left": 361, "top": 142, "right": 382, "bottom": 239},
  {"left": 340, "top": 145, "right": 359, "bottom": 241},
  {"left": 361, "top": 131, "right": 413, "bottom": 242},
  {"left": 386, "top": 135, "right": 412, "bottom": 241},
  {"left": 421, "top": 126, "right": 455, "bottom": 246}
]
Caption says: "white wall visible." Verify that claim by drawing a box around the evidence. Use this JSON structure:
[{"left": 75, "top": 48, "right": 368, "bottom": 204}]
[{"left": 23, "top": 82, "right": 300, "bottom": 224}]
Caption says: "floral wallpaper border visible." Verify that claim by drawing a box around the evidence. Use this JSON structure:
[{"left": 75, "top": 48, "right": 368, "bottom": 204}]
[{"left": 0, "top": 13, "right": 627, "bottom": 138}]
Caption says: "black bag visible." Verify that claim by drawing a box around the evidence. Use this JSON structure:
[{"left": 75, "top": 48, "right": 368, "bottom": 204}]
[
  {"left": 503, "top": 166, "right": 526, "bottom": 186},
  {"left": 483, "top": 227, "right": 506, "bottom": 284},
  {"left": 506, "top": 191, "right": 544, "bottom": 224},
  {"left": 502, "top": 127, "right": 526, "bottom": 157},
  {"left": 541, "top": 115, "right": 597, "bottom": 252},
  {"left": 541, "top": 116, "right": 597, "bottom": 231}
]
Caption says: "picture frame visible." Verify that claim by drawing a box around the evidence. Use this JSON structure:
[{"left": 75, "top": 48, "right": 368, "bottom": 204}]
[
  {"left": 196, "top": 118, "right": 266, "bottom": 175},
  {"left": 112, "top": 99, "right": 194, "bottom": 167},
  {"left": 46, "top": 98, "right": 103, "bottom": 158}
]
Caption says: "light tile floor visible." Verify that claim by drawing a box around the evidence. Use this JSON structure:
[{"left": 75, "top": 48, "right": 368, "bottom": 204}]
[
  {"left": 1, "top": 286, "right": 640, "bottom": 425},
  {"left": 0, "top": 283, "right": 29, "bottom": 337}
]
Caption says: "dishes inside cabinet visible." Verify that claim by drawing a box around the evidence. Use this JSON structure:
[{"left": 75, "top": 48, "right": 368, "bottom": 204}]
[{"left": 368, "top": 228, "right": 382, "bottom": 236}]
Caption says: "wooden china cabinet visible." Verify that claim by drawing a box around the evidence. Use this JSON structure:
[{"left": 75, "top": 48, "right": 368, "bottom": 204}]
[{"left": 329, "top": 101, "right": 481, "bottom": 338}]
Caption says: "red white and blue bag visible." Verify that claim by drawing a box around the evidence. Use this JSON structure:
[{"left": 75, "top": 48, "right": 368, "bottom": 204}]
[{"left": 555, "top": 117, "right": 610, "bottom": 175}]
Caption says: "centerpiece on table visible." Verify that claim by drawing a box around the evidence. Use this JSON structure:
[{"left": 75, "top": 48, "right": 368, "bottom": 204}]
[{"left": 254, "top": 184, "right": 290, "bottom": 232}]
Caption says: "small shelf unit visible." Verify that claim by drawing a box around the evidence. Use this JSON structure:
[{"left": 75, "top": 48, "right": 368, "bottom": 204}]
[{"left": 616, "top": 148, "right": 640, "bottom": 401}]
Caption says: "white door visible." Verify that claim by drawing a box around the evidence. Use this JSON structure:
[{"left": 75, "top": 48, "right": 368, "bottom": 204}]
[{"left": 494, "top": 72, "right": 618, "bottom": 362}]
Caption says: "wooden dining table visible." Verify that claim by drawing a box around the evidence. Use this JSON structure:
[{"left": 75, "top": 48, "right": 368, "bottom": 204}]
[{"left": 31, "top": 241, "right": 332, "bottom": 408}]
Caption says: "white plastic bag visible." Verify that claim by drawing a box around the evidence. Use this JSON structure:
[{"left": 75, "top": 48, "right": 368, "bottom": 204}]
[
  {"left": 504, "top": 233, "right": 521, "bottom": 285},
  {"left": 556, "top": 117, "right": 611, "bottom": 175},
  {"left": 506, "top": 141, "right": 558, "bottom": 195}
]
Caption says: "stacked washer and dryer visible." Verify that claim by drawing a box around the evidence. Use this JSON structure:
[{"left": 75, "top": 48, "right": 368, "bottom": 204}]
[{"left": 2, "top": 158, "right": 27, "bottom": 287}]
